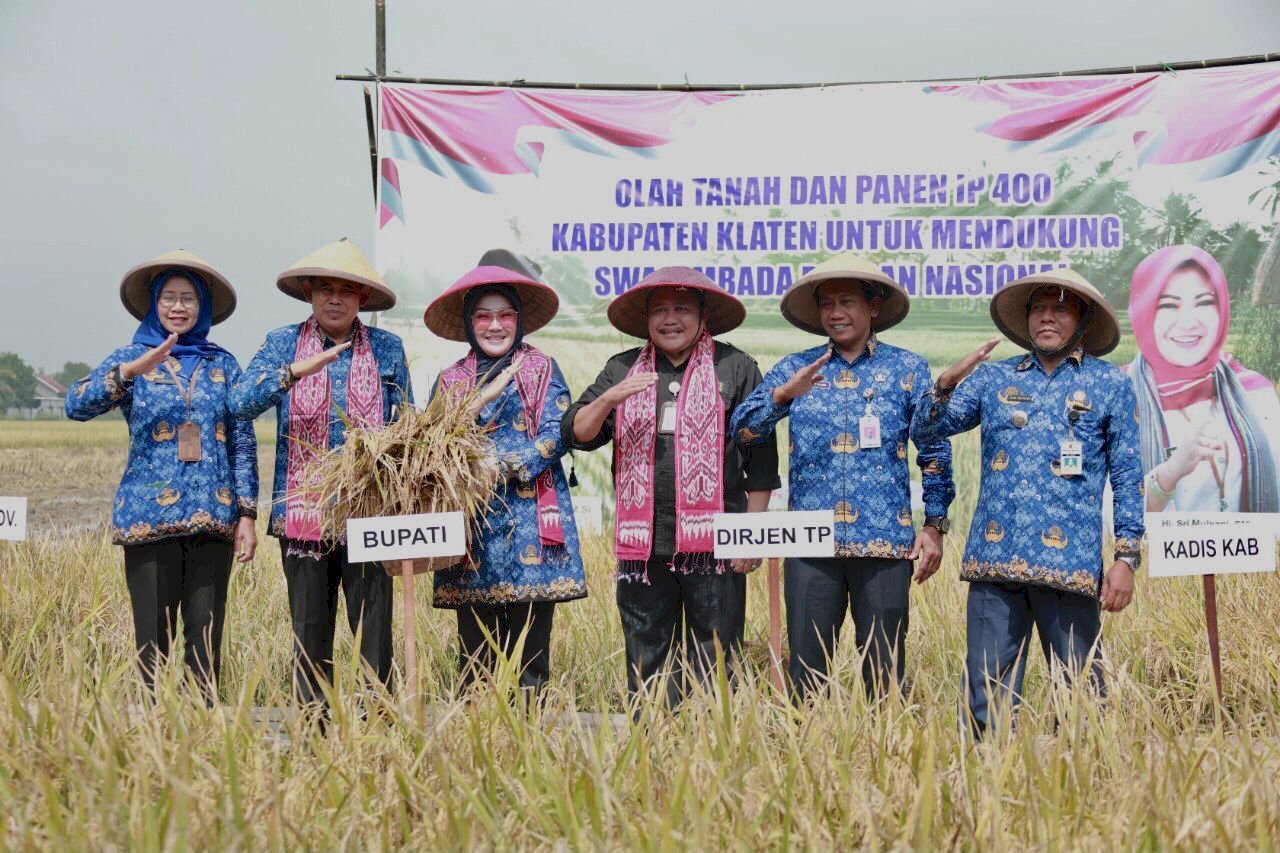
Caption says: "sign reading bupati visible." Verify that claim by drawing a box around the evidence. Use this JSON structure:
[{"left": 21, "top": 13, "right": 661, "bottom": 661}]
[
  {"left": 1146, "top": 512, "right": 1280, "bottom": 578},
  {"left": 347, "top": 511, "right": 467, "bottom": 563},
  {"left": 0, "top": 497, "right": 27, "bottom": 542},
  {"left": 713, "top": 510, "right": 836, "bottom": 559}
]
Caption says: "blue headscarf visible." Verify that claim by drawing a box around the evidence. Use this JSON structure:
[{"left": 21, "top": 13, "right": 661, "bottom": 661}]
[{"left": 131, "top": 268, "right": 231, "bottom": 379}]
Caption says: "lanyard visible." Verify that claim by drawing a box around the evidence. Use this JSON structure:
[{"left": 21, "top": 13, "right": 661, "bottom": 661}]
[{"left": 163, "top": 361, "right": 203, "bottom": 419}]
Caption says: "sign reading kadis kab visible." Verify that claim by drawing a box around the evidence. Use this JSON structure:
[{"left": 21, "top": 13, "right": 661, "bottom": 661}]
[
  {"left": 0, "top": 497, "right": 27, "bottom": 542},
  {"left": 713, "top": 510, "right": 836, "bottom": 559},
  {"left": 347, "top": 511, "right": 467, "bottom": 564},
  {"left": 1146, "top": 512, "right": 1280, "bottom": 578}
]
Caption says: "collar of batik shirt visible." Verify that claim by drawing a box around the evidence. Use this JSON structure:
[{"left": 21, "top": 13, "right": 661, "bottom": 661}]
[
  {"left": 830, "top": 333, "right": 880, "bottom": 367},
  {"left": 1016, "top": 346, "right": 1085, "bottom": 373}
]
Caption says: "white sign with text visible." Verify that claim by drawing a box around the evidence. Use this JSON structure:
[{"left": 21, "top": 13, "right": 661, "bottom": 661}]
[
  {"left": 1146, "top": 512, "right": 1280, "bottom": 578},
  {"left": 347, "top": 511, "right": 467, "bottom": 563},
  {"left": 571, "top": 496, "right": 604, "bottom": 534},
  {"left": 0, "top": 497, "right": 27, "bottom": 542},
  {"left": 713, "top": 510, "right": 836, "bottom": 559}
]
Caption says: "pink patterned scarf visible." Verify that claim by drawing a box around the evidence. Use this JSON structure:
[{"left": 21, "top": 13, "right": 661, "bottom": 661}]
[
  {"left": 285, "top": 317, "right": 384, "bottom": 541},
  {"left": 439, "top": 343, "right": 564, "bottom": 545},
  {"left": 614, "top": 330, "right": 723, "bottom": 576}
]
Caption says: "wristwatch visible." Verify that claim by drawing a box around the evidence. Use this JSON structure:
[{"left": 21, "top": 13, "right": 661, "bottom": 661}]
[
  {"left": 923, "top": 516, "right": 951, "bottom": 534},
  {"left": 1116, "top": 552, "right": 1143, "bottom": 572}
]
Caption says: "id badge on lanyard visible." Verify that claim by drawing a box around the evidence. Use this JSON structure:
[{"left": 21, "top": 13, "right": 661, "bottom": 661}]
[
  {"left": 658, "top": 401, "right": 677, "bottom": 434},
  {"left": 659, "top": 378, "right": 680, "bottom": 435},
  {"left": 1058, "top": 439, "right": 1083, "bottom": 476},
  {"left": 859, "top": 387, "right": 881, "bottom": 449},
  {"left": 164, "top": 362, "right": 204, "bottom": 463},
  {"left": 1059, "top": 406, "right": 1083, "bottom": 477},
  {"left": 859, "top": 407, "right": 881, "bottom": 449}
]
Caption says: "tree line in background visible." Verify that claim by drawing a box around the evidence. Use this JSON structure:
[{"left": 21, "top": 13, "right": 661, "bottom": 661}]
[{"left": 0, "top": 355, "right": 91, "bottom": 413}]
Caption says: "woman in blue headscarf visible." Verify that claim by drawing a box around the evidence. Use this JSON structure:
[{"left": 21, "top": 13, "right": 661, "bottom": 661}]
[{"left": 67, "top": 251, "right": 259, "bottom": 700}]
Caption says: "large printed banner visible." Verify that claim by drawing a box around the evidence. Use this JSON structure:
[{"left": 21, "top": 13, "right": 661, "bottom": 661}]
[{"left": 375, "top": 63, "right": 1280, "bottom": 518}]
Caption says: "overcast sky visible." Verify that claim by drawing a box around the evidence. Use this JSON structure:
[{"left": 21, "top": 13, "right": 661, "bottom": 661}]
[{"left": 2, "top": 0, "right": 1278, "bottom": 372}]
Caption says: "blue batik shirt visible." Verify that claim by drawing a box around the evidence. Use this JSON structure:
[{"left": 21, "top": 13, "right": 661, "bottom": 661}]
[
  {"left": 731, "top": 337, "right": 955, "bottom": 559},
  {"left": 910, "top": 349, "right": 1145, "bottom": 598},
  {"left": 429, "top": 361, "right": 588, "bottom": 608},
  {"left": 227, "top": 322, "right": 413, "bottom": 537},
  {"left": 66, "top": 349, "right": 259, "bottom": 545}
]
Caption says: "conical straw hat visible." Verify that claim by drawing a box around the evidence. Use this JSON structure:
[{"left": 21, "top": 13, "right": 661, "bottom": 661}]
[
  {"left": 990, "top": 268, "right": 1121, "bottom": 356},
  {"left": 277, "top": 238, "right": 396, "bottom": 312},
  {"left": 606, "top": 266, "right": 745, "bottom": 339},
  {"left": 120, "top": 249, "right": 237, "bottom": 324},
  {"left": 425, "top": 265, "right": 560, "bottom": 342},
  {"left": 781, "top": 253, "right": 910, "bottom": 335}
]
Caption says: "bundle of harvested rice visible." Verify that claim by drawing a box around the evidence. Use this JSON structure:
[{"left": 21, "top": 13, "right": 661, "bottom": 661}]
[{"left": 302, "top": 388, "right": 499, "bottom": 572}]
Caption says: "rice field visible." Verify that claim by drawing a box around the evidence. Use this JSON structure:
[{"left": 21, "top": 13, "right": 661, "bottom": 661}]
[{"left": 2, "top": 416, "right": 1280, "bottom": 850}]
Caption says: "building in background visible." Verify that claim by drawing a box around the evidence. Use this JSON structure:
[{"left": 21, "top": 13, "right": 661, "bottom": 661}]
[{"left": 30, "top": 373, "right": 67, "bottom": 418}]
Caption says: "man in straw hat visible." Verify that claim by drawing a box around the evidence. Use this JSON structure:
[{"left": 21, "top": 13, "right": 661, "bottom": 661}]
[
  {"left": 732, "top": 253, "right": 955, "bottom": 703},
  {"left": 563, "top": 266, "right": 780, "bottom": 707},
  {"left": 229, "top": 237, "right": 413, "bottom": 707},
  {"left": 910, "top": 267, "right": 1144, "bottom": 737}
]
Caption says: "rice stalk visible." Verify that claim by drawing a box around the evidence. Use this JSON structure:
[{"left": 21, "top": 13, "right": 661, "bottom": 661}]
[{"left": 302, "top": 388, "right": 500, "bottom": 546}]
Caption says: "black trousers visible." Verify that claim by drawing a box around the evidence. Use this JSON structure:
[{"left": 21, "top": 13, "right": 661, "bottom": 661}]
[
  {"left": 456, "top": 601, "right": 556, "bottom": 692},
  {"left": 616, "top": 558, "right": 745, "bottom": 707},
  {"left": 279, "top": 540, "right": 394, "bottom": 705},
  {"left": 122, "top": 534, "right": 233, "bottom": 699},
  {"left": 785, "top": 556, "right": 912, "bottom": 702}
]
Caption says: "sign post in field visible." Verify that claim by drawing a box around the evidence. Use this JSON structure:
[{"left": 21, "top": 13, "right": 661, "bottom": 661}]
[
  {"left": 1147, "top": 512, "right": 1280, "bottom": 704},
  {"left": 0, "top": 497, "right": 27, "bottom": 542},
  {"left": 715, "top": 510, "right": 835, "bottom": 695},
  {"left": 348, "top": 511, "right": 467, "bottom": 717}
]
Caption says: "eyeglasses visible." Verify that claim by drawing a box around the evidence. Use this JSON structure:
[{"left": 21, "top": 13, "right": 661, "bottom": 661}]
[
  {"left": 158, "top": 294, "right": 200, "bottom": 308},
  {"left": 471, "top": 309, "right": 518, "bottom": 328}
]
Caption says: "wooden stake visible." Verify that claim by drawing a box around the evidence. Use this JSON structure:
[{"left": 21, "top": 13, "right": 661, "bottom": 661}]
[
  {"left": 1203, "top": 573, "right": 1224, "bottom": 705},
  {"left": 400, "top": 558, "right": 418, "bottom": 716},
  {"left": 767, "top": 557, "right": 784, "bottom": 693}
]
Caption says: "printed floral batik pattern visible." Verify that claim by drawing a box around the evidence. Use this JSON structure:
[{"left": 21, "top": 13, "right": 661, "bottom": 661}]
[
  {"left": 67, "top": 349, "right": 258, "bottom": 545},
  {"left": 733, "top": 337, "right": 955, "bottom": 558},
  {"left": 912, "top": 349, "right": 1145, "bottom": 597}
]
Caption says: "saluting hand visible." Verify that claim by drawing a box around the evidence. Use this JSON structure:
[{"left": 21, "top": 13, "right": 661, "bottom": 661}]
[
  {"left": 603, "top": 372, "right": 659, "bottom": 408},
  {"left": 772, "top": 347, "right": 832, "bottom": 405},
  {"left": 120, "top": 333, "right": 178, "bottom": 380},
  {"left": 936, "top": 339, "right": 1000, "bottom": 393},
  {"left": 290, "top": 341, "right": 352, "bottom": 380}
]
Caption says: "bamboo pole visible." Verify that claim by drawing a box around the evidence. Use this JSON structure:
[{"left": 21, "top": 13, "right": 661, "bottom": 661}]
[
  {"left": 337, "top": 51, "right": 1278, "bottom": 89},
  {"left": 768, "top": 557, "right": 784, "bottom": 693},
  {"left": 374, "top": 0, "right": 386, "bottom": 78},
  {"left": 362, "top": 86, "right": 377, "bottom": 201}
]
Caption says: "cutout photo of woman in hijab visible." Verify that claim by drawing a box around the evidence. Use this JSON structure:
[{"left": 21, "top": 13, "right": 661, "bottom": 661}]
[{"left": 1127, "top": 244, "right": 1280, "bottom": 513}]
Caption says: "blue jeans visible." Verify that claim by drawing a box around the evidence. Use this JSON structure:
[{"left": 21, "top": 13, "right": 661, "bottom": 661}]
[{"left": 964, "top": 580, "right": 1104, "bottom": 737}]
